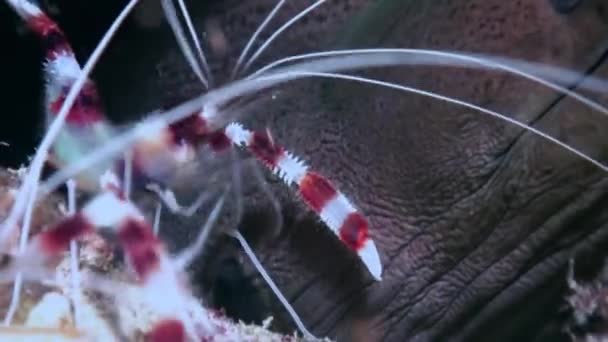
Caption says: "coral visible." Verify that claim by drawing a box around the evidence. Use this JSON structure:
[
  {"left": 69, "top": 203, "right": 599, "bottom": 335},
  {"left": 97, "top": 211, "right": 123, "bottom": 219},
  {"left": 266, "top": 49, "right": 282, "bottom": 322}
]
[{"left": 0, "top": 167, "right": 327, "bottom": 341}]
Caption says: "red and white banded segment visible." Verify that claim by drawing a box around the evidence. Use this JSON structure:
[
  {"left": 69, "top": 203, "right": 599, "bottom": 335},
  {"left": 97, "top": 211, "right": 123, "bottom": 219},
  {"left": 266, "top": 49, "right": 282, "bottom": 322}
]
[
  {"left": 24, "top": 175, "right": 192, "bottom": 341},
  {"left": 224, "top": 123, "right": 382, "bottom": 280},
  {"left": 5, "top": 0, "right": 112, "bottom": 190},
  {"left": 5, "top": 0, "right": 106, "bottom": 126},
  {"left": 156, "top": 112, "right": 382, "bottom": 279},
  {"left": 157, "top": 113, "right": 382, "bottom": 279}
]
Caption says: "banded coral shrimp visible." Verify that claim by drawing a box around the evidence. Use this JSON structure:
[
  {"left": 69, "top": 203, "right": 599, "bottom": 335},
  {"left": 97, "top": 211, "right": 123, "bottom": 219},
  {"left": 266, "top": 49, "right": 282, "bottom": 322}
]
[{"left": 2, "top": 0, "right": 608, "bottom": 341}]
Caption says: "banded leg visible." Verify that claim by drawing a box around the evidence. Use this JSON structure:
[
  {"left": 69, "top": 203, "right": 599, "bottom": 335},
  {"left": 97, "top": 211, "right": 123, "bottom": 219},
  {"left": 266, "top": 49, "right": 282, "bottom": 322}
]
[
  {"left": 5, "top": 0, "right": 117, "bottom": 189},
  {"left": 5, "top": 0, "right": 109, "bottom": 125},
  {"left": 25, "top": 184, "right": 193, "bottom": 341},
  {"left": 224, "top": 123, "right": 382, "bottom": 280},
  {"left": 136, "top": 110, "right": 383, "bottom": 280}
]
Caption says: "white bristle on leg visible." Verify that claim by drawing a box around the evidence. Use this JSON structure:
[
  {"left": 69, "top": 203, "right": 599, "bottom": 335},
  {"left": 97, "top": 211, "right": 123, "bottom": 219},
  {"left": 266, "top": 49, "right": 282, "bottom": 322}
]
[
  {"left": 224, "top": 123, "right": 253, "bottom": 146},
  {"left": 274, "top": 152, "right": 308, "bottom": 185}
]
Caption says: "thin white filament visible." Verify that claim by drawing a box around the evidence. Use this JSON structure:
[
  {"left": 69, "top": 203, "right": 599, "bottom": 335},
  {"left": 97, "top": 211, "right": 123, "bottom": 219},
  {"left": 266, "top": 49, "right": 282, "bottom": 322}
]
[
  {"left": 230, "top": 230, "right": 315, "bottom": 340},
  {"left": 239, "top": 0, "right": 327, "bottom": 76},
  {"left": 123, "top": 150, "right": 133, "bottom": 199},
  {"left": 231, "top": 0, "right": 288, "bottom": 79},
  {"left": 175, "top": 194, "right": 226, "bottom": 269},
  {"left": 39, "top": 53, "right": 608, "bottom": 194},
  {"left": 249, "top": 48, "right": 608, "bottom": 117},
  {"left": 179, "top": 191, "right": 217, "bottom": 217},
  {"left": 66, "top": 179, "right": 82, "bottom": 328},
  {"left": 290, "top": 70, "right": 608, "bottom": 171},
  {"left": 3, "top": 275, "right": 22, "bottom": 325},
  {"left": 230, "top": 148, "right": 244, "bottom": 229},
  {"left": 147, "top": 184, "right": 217, "bottom": 217},
  {"left": 153, "top": 201, "right": 162, "bottom": 236},
  {"left": 477, "top": 53, "right": 608, "bottom": 94},
  {"left": 248, "top": 159, "right": 283, "bottom": 237},
  {"left": 252, "top": 48, "right": 608, "bottom": 94},
  {"left": 176, "top": 0, "right": 213, "bottom": 86},
  {"left": 161, "top": 0, "right": 209, "bottom": 89},
  {"left": 0, "top": 0, "right": 140, "bottom": 253},
  {"left": 3, "top": 172, "right": 38, "bottom": 325},
  {"left": 67, "top": 180, "right": 76, "bottom": 213}
]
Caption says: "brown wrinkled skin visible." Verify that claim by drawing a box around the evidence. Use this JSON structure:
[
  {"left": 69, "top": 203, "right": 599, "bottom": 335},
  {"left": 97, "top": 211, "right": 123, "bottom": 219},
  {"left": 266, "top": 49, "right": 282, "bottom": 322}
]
[{"left": 7, "top": 0, "right": 608, "bottom": 341}]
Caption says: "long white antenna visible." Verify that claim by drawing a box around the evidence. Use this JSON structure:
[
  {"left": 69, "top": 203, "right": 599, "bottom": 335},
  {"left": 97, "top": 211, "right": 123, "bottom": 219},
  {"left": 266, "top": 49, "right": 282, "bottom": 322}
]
[
  {"left": 248, "top": 48, "right": 608, "bottom": 118},
  {"left": 175, "top": 194, "right": 226, "bottom": 269},
  {"left": 66, "top": 179, "right": 83, "bottom": 328},
  {"left": 176, "top": 0, "right": 213, "bottom": 86},
  {"left": 161, "top": 0, "right": 210, "bottom": 89},
  {"left": 239, "top": 0, "right": 327, "bottom": 76},
  {"left": 231, "top": 0, "right": 288, "bottom": 79},
  {"left": 229, "top": 230, "right": 316, "bottom": 340}
]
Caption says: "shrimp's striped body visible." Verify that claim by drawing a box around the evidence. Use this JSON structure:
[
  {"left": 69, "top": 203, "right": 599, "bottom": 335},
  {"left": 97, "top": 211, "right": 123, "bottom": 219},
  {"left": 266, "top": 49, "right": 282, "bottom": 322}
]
[{"left": 1, "top": 0, "right": 383, "bottom": 340}]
